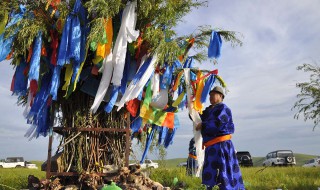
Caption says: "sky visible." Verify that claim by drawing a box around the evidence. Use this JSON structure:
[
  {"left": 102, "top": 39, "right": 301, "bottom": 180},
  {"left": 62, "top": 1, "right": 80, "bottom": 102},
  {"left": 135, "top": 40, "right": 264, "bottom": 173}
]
[{"left": 1, "top": 0, "right": 320, "bottom": 161}]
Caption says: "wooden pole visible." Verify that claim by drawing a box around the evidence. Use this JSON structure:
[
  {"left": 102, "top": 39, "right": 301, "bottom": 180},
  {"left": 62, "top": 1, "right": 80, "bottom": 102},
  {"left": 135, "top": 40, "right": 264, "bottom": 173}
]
[
  {"left": 125, "top": 112, "right": 131, "bottom": 167},
  {"left": 46, "top": 104, "right": 55, "bottom": 180}
]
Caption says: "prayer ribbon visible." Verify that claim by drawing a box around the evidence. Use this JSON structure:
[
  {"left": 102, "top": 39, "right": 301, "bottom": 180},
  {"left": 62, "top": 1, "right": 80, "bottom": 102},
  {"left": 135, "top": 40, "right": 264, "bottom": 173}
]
[
  {"left": 28, "top": 32, "right": 42, "bottom": 82},
  {"left": 49, "top": 66, "right": 62, "bottom": 100},
  {"left": 93, "top": 18, "right": 113, "bottom": 64},
  {"left": 184, "top": 68, "right": 204, "bottom": 177},
  {"left": 160, "top": 64, "right": 173, "bottom": 90},
  {"left": 208, "top": 31, "right": 222, "bottom": 59},
  {"left": 116, "top": 55, "right": 157, "bottom": 111},
  {"left": 201, "top": 75, "right": 216, "bottom": 103},
  {"left": 0, "top": 5, "right": 26, "bottom": 62},
  {"left": 111, "top": 0, "right": 139, "bottom": 86},
  {"left": 90, "top": 53, "right": 113, "bottom": 113},
  {"left": 140, "top": 125, "right": 157, "bottom": 164},
  {"left": 11, "top": 58, "right": 28, "bottom": 96},
  {"left": 56, "top": 0, "right": 84, "bottom": 66},
  {"left": 104, "top": 86, "right": 120, "bottom": 113},
  {"left": 193, "top": 71, "right": 205, "bottom": 114}
]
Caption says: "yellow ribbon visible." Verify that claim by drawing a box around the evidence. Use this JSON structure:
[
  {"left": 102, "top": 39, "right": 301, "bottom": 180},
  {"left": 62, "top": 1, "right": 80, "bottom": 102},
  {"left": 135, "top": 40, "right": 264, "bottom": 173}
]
[
  {"left": 193, "top": 71, "right": 204, "bottom": 114},
  {"left": 93, "top": 18, "right": 113, "bottom": 64},
  {"left": 172, "top": 91, "right": 186, "bottom": 107},
  {"left": 172, "top": 71, "right": 184, "bottom": 92},
  {"left": 216, "top": 75, "right": 227, "bottom": 88},
  {"left": 62, "top": 64, "right": 73, "bottom": 92}
]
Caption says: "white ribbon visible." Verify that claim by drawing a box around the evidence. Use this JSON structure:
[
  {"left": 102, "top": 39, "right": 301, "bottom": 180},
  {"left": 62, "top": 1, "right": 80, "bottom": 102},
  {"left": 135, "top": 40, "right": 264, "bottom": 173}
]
[
  {"left": 116, "top": 54, "right": 157, "bottom": 111},
  {"left": 184, "top": 68, "right": 204, "bottom": 177},
  {"left": 23, "top": 91, "right": 33, "bottom": 118},
  {"left": 90, "top": 53, "right": 113, "bottom": 113},
  {"left": 111, "top": 0, "right": 139, "bottom": 86},
  {"left": 151, "top": 73, "right": 160, "bottom": 99}
]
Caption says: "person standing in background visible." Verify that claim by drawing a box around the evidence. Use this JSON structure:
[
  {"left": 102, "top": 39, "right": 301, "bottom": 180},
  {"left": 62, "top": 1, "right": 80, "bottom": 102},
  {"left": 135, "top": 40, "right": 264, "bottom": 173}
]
[{"left": 186, "top": 137, "right": 197, "bottom": 176}]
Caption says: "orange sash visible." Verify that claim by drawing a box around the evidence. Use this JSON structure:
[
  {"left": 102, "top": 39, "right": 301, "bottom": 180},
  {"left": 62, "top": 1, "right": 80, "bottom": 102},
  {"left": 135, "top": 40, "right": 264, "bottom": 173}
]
[
  {"left": 189, "top": 154, "right": 197, "bottom": 160},
  {"left": 202, "top": 134, "right": 232, "bottom": 149}
]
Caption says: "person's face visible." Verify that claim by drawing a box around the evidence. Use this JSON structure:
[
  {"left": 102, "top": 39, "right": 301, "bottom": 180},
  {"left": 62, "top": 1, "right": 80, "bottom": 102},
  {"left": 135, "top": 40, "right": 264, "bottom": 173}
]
[{"left": 209, "top": 91, "right": 223, "bottom": 105}]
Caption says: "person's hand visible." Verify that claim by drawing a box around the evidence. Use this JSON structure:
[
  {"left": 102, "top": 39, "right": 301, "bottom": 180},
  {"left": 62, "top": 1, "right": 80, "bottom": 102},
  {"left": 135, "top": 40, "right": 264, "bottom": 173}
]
[{"left": 195, "top": 122, "right": 202, "bottom": 131}]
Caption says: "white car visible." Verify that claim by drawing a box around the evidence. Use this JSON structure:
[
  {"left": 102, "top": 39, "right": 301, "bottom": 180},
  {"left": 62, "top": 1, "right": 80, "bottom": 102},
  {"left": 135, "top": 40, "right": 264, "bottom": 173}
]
[
  {"left": 262, "top": 150, "right": 296, "bottom": 166},
  {"left": 26, "top": 163, "right": 39, "bottom": 169},
  {"left": 302, "top": 157, "right": 320, "bottom": 167},
  {"left": 0, "top": 157, "right": 25, "bottom": 168},
  {"left": 177, "top": 162, "right": 187, "bottom": 167},
  {"left": 130, "top": 159, "right": 159, "bottom": 169}
]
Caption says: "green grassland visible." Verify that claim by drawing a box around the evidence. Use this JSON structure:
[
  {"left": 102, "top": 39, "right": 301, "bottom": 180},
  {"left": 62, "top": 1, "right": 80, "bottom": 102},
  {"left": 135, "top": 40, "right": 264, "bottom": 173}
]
[
  {"left": 150, "top": 167, "right": 320, "bottom": 190},
  {"left": 0, "top": 155, "right": 319, "bottom": 190},
  {"left": 0, "top": 161, "right": 45, "bottom": 190}
]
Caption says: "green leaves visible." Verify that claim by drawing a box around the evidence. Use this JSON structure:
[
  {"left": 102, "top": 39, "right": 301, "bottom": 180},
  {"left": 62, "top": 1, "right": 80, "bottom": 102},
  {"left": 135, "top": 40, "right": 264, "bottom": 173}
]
[{"left": 293, "top": 63, "right": 320, "bottom": 130}]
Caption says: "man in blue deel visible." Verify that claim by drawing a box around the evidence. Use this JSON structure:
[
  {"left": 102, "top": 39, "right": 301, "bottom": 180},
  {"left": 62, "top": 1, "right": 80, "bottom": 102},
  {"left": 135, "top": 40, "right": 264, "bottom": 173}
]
[{"left": 196, "top": 86, "right": 245, "bottom": 190}]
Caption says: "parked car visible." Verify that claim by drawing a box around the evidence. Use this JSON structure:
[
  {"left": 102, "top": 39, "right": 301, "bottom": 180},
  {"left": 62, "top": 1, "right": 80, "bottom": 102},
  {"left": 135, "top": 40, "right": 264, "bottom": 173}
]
[
  {"left": 177, "top": 162, "right": 187, "bottom": 167},
  {"left": 130, "top": 159, "right": 159, "bottom": 169},
  {"left": 302, "top": 157, "right": 320, "bottom": 167},
  {"left": 25, "top": 161, "right": 39, "bottom": 169},
  {"left": 262, "top": 150, "right": 296, "bottom": 166},
  {"left": 0, "top": 157, "right": 25, "bottom": 168},
  {"left": 236, "top": 151, "right": 253, "bottom": 167}
]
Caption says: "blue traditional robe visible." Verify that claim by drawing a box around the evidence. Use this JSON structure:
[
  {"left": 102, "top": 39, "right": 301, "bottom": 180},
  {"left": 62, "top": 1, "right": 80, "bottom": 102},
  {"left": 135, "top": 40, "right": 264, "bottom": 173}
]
[{"left": 200, "top": 103, "right": 245, "bottom": 190}]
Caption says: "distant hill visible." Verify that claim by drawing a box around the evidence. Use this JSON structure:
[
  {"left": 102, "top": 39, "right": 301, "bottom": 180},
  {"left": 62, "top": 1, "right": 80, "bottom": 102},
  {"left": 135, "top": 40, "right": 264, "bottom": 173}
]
[{"left": 161, "top": 153, "right": 319, "bottom": 167}]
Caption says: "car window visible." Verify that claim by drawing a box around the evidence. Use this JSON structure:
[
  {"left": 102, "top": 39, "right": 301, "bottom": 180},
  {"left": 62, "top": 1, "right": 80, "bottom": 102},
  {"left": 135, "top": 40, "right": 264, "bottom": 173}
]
[
  {"left": 276, "top": 151, "right": 293, "bottom": 157},
  {"left": 145, "top": 160, "right": 151, "bottom": 164}
]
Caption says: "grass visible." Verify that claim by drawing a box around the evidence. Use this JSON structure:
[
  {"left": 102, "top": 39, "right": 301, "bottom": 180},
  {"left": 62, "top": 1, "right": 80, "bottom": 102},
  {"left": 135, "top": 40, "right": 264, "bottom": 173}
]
[
  {"left": 149, "top": 166, "right": 320, "bottom": 190},
  {"left": 0, "top": 168, "right": 45, "bottom": 189},
  {"left": 1, "top": 157, "right": 320, "bottom": 189},
  {"left": 241, "top": 166, "right": 320, "bottom": 190},
  {"left": 0, "top": 161, "right": 45, "bottom": 190}
]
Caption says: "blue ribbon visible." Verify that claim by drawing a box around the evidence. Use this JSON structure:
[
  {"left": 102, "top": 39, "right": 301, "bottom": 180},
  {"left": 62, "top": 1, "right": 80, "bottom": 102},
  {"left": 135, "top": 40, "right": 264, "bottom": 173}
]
[
  {"left": 208, "top": 31, "right": 222, "bottom": 59},
  {"left": 12, "top": 58, "right": 28, "bottom": 96},
  {"left": 27, "top": 72, "right": 52, "bottom": 138},
  {"left": 72, "top": 4, "right": 89, "bottom": 83},
  {"left": 130, "top": 115, "right": 142, "bottom": 134},
  {"left": 50, "top": 66, "right": 62, "bottom": 100},
  {"left": 140, "top": 125, "right": 157, "bottom": 164},
  {"left": 164, "top": 128, "right": 176, "bottom": 148},
  {"left": 201, "top": 75, "right": 216, "bottom": 103},
  {"left": 177, "top": 83, "right": 186, "bottom": 109},
  {"left": 104, "top": 86, "right": 120, "bottom": 113},
  {"left": 157, "top": 127, "right": 166, "bottom": 145},
  {"left": 57, "top": 16, "right": 71, "bottom": 66},
  {"left": 57, "top": 0, "right": 85, "bottom": 66},
  {"left": 68, "top": 0, "right": 82, "bottom": 63},
  {"left": 160, "top": 64, "right": 173, "bottom": 90},
  {"left": 29, "top": 31, "right": 42, "bottom": 81},
  {"left": 183, "top": 56, "right": 193, "bottom": 68},
  {"left": 131, "top": 57, "right": 152, "bottom": 85},
  {"left": 0, "top": 5, "right": 26, "bottom": 62},
  {"left": 120, "top": 50, "right": 131, "bottom": 94},
  {"left": 163, "top": 114, "right": 179, "bottom": 148}
]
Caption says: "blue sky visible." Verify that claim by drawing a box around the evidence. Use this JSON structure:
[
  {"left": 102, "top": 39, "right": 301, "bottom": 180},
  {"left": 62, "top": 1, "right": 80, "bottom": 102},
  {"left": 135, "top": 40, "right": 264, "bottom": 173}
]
[{"left": 1, "top": 0, "right": 320, "bottom": 161}]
